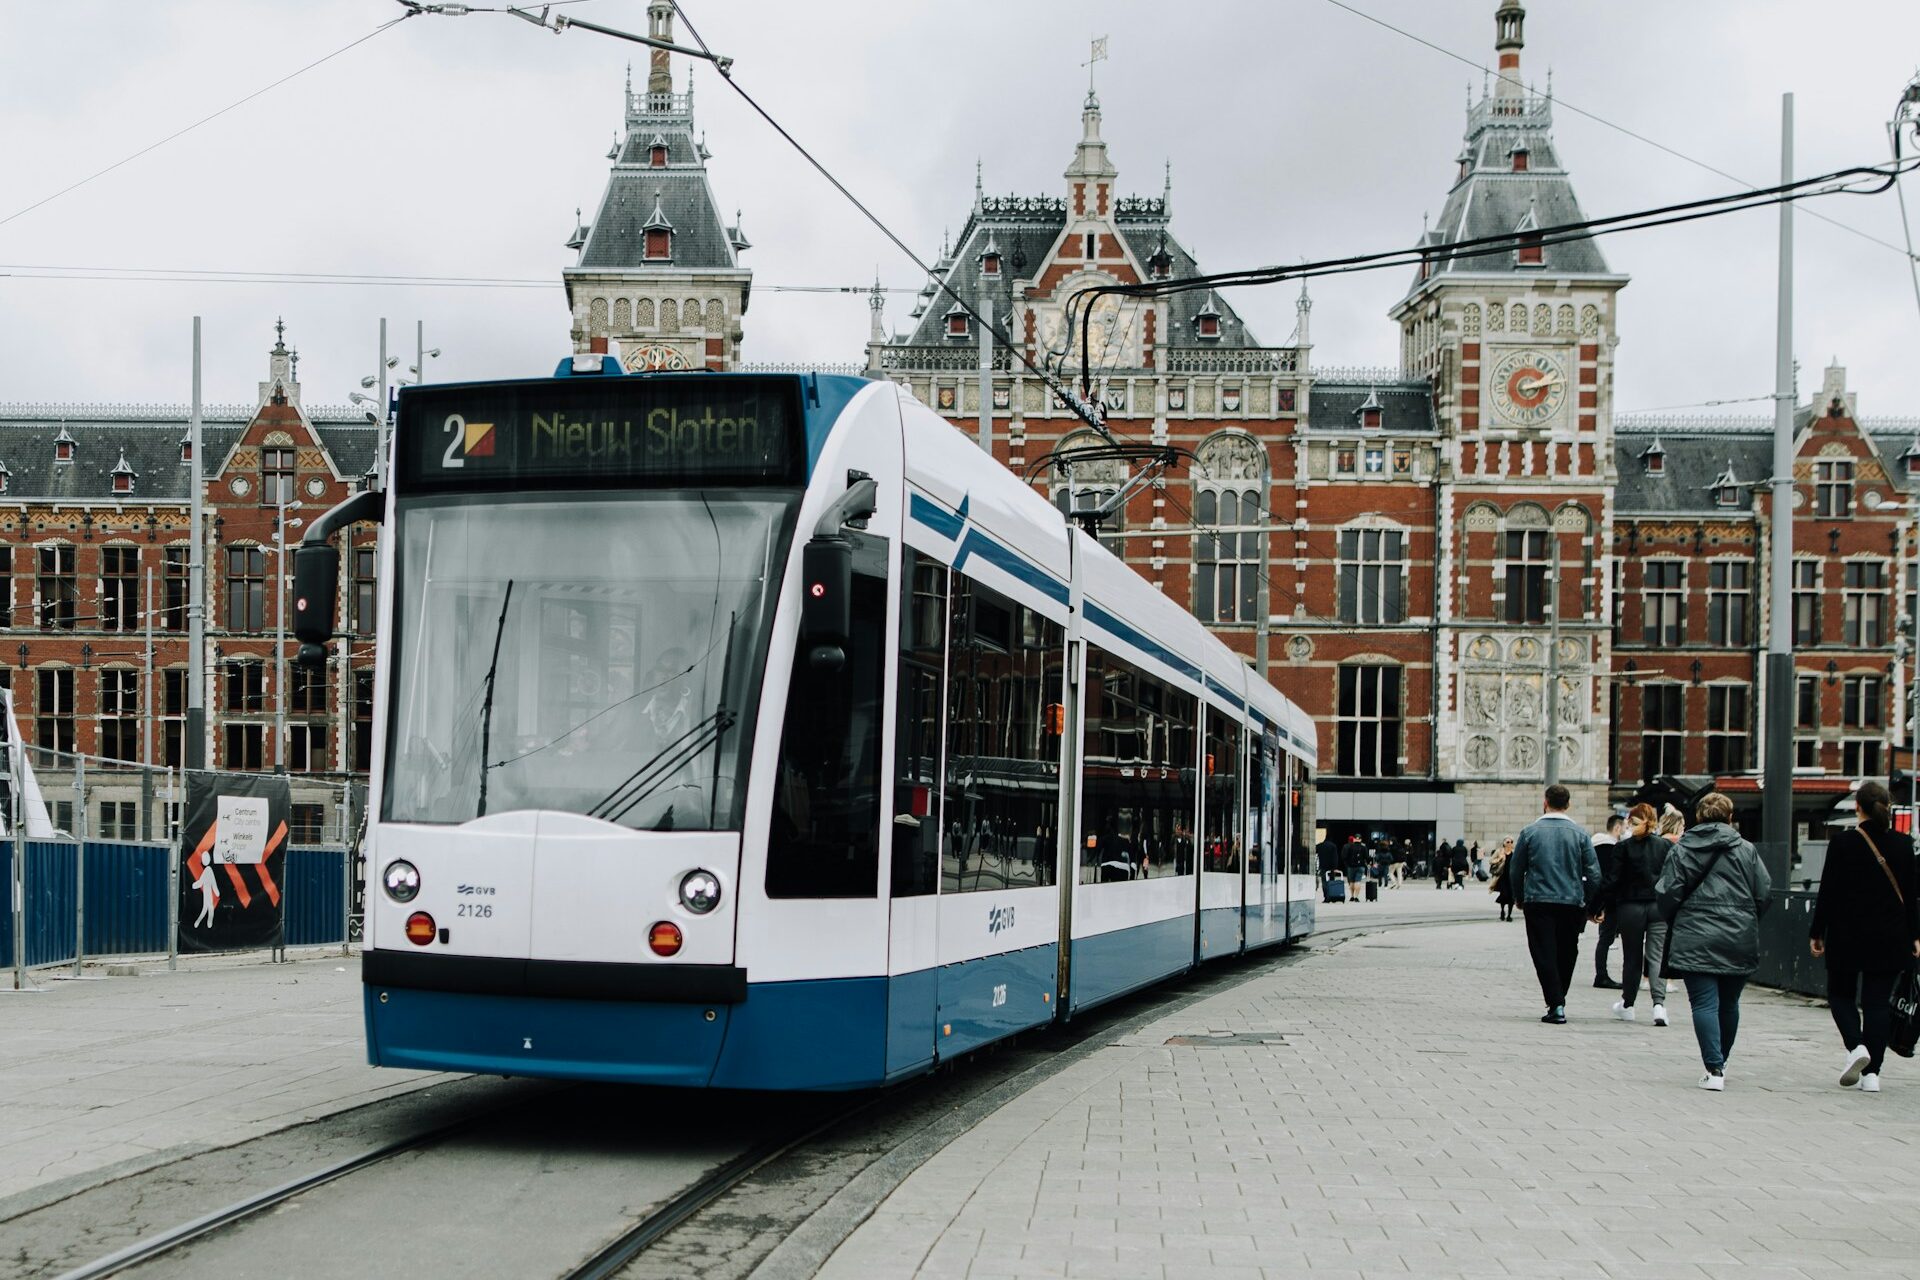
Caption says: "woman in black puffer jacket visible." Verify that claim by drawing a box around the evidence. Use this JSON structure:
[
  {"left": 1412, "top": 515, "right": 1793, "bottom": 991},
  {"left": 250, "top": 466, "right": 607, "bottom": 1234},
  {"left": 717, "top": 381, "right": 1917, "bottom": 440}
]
[
  {"left": 1600, "top": 802, "right": 1672, "bottom": 1025},
  {"left": 1656, "top": 792, "right": 1771, "bottom": 1090},
  {"left": 1810, "top": 781, "right": 1920, "bottom": 1092}
]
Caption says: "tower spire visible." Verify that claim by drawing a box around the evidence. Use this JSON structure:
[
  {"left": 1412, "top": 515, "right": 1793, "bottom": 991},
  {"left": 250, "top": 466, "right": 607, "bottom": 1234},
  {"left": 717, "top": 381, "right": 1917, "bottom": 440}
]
[
  {"left": 1494, "top": 1, "right": 1525, "bottom": 100},
  {"left": 646, "top": 1, "right": 673, "bottom": 95}
]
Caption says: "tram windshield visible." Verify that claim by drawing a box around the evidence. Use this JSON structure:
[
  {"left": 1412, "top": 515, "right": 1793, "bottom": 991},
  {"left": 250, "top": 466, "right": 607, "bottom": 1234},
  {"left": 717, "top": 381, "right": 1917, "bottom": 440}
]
[{"left": 382, "top": 492, "right": 796, "bottom": 831}]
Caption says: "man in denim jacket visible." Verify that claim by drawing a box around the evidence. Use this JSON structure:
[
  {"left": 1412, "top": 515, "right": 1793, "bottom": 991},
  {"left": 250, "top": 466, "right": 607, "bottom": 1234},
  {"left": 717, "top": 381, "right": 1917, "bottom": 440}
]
[{"left": 1508, "top": 784, "right": 1602, "bottom": 1024}]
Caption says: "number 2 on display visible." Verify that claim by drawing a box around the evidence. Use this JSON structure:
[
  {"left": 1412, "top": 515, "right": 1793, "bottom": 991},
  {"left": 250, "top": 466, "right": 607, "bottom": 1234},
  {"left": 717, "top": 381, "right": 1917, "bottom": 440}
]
[{"left": 442, "top": 414, "right": 466, "bottom": 468}]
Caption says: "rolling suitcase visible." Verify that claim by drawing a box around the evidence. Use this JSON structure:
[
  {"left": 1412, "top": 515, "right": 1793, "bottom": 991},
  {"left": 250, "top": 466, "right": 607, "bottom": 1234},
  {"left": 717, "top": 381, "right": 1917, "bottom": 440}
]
[
  {"left": 1324, "top": 871, "right": 1347, "bottom": 903},
  {"left": 1364, "top": 879, "right": 1380, "bottom": 902}
]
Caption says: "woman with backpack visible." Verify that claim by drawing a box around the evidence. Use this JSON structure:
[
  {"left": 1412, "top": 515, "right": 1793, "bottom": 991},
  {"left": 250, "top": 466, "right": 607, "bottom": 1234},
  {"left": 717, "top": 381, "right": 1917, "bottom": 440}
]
[
  {"left": 1809, "top": 781, "right": 1920, "bottom": 1092},
  {"left": 1655, "top": 792, "right": 1771, "bottom": 1091}
]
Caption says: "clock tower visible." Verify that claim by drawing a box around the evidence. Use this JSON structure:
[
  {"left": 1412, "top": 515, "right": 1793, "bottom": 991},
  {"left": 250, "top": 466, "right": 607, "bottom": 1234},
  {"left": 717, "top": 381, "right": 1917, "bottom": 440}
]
[{"left": 1390, "top": 1, "right": 1629, "bottom": 836}]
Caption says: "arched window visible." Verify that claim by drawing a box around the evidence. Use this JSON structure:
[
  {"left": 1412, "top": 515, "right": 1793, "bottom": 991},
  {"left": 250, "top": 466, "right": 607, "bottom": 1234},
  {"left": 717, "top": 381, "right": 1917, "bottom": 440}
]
[
  {"left": 1051, "top": 431, "right": 1127, "bottom": 558},
  {"left": 1336, "top": 661, "right": 1401, "bottom": 777},
  {"left": 1192, "top": 433, "right": 1265, "bottom": 625},
  {"left": 1338, "top": 522, "right": 1405, "bottom": 624}
]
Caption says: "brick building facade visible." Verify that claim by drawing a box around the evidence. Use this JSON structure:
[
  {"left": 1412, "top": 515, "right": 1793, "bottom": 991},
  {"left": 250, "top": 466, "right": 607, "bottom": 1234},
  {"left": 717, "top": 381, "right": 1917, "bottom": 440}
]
[{"left": 0, "top": 327, "right": 378, "bottom": 842}]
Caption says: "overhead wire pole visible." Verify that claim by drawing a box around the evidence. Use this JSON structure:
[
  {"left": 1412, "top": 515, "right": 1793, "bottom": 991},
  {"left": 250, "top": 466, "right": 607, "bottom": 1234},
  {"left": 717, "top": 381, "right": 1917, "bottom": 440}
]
[
  {"left": 1762, "top": 95, "right": 1796, "bottom": 882},
  {"left": 187, "top": 318, "right": 206, "bottom": 771}
]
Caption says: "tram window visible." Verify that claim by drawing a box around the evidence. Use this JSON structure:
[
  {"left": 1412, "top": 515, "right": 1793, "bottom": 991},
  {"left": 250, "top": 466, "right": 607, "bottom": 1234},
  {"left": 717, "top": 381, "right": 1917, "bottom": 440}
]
[
  {"left": 766, "top": 560, "right": 888, "bottom": 898},
  {"left": 943, "top": 576, "right": 1065, "bottom": 893},
  {"left": 892, "top": 552, "right": 945, "bottom": 898},
  {"left": 1203, "top": 708, "right": 1243, "bottom": 874},
  {"left": 1079, "top": 647, "right": 1197, "bottom": 884}
]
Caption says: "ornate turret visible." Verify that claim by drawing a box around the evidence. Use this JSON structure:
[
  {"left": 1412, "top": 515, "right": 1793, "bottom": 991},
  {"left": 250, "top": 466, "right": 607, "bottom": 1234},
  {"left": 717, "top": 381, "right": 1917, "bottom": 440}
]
[
  {"left": 1494, "top": 0, "right": 1526, "bottom": 99},
  {"left": 561, "top": 5, "right": 752, "bottom": 370}
]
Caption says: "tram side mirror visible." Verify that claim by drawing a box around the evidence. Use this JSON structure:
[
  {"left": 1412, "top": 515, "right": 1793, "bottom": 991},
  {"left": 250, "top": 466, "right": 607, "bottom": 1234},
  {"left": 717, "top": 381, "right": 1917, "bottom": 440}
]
[
  {"left": 801, "top": 536, "right": 852, "bottom": 673},
  {"left": 291, "top": 543, "right": 340, "bottom": 665}
]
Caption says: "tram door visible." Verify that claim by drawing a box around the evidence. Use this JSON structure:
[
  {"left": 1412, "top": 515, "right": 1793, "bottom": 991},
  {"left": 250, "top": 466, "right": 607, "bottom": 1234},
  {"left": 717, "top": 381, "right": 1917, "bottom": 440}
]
[
  {"left": 886, "top": 552, "right": 944, "bottom": 1079},
  {"left": 1245, "top": 728, "right": 1283, "bottom": 949}
]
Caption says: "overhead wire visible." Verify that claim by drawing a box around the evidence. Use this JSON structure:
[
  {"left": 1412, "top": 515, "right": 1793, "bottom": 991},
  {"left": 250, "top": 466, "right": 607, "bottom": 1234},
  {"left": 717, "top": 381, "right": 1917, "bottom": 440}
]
[
  {"left": 1318, "top": 0, "right": 1920, "bottom": 264},
  {"left": 0, "top": 11, "right": 417, "bottom": 231}
]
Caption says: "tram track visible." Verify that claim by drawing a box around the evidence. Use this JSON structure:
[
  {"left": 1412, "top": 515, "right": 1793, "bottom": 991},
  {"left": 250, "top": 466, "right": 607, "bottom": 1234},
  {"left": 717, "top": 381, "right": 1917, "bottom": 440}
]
[{"left": 30, "top": 904, "right": 1488, "bottom": 1280}]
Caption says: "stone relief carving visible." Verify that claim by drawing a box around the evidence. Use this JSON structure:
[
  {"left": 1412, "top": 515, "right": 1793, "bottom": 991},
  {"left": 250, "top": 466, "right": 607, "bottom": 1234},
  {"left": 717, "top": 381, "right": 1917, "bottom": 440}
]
[
  {"left": 1556, "top": 637, "right": 1586, "bottom": 666},
  {"left": 1463, "top": 303, "right": 1482, "bottom": 336},
  {"left": 1553, "top": 504, "right": 1592, "bottom": 532},
  {"left": 1286, "top": 634, "right": 1313, "bottom": 663},
  {"left": 1488, "top": 304, "right": 1506, "bottom": 332},
  {"left": 1557, "top": 678, "right": 1585, "bottom": 727},
  {"left": 1464, "top": 676, "right": 1502, "bottom": 726},
  {"left": 1533, "top": 303, "right": 1553, "bottom": 334},
  {"left": 1465, "top": 504, "right": 1500, "bottom": 533},
  {"left": 1557, "top": 304, "right": 1576, "bottom": 335},
  {"left": 1465, "top": 735, "right": 1499, "bottom": 772},
  {"left": 1195, "top": 432, "right": 1264, "bottom": 482},
  {"left": 1508, "top": 637, "right": 1539, "bottom": 663},
  {"left": 1508, "top": 735, "right": 1541, "bottom": 770},
  {"left": 1507, "top": 676, "right": 1542, "bottom": 726},
  {"left": 1467, "top": 635, "right": 1500, "bottom": 662},
  {"left": 1558, "top": 736, "right": 1582, "bottom": 770},
  {"left": 1580, "top": 304, "right": 1600, "bottom": 337}
]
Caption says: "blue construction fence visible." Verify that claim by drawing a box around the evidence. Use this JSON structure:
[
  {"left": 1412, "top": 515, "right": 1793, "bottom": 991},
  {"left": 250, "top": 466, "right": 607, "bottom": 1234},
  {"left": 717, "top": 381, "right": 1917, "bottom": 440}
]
[{"left": 0, "top": 841, "right": 353, "bottom": 970}]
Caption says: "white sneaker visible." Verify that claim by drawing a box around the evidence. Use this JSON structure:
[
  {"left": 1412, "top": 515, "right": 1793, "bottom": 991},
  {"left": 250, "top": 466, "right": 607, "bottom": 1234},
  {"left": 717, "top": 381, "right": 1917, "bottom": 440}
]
[
  {"left": 1841, "top": 1044, "right": 1872, "bottom": 1088},
  {"left": 1698, "top": 1071, "right": 1725, "bottom": 1091},
  {"left": 1652, "top": 1005, "right": 1668, "bottom": 1027},
  {"left": 1612, "top": 1000, "right": 1635, "bottom": 1022},
  {"left": 1860, "top": 1073, "right": 1881, "bottom": 1093}
]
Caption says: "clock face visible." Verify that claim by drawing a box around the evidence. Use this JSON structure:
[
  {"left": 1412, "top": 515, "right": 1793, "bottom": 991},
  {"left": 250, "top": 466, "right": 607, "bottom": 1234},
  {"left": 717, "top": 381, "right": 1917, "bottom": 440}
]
[{"left": 1488, "top": 348, "right": 1568, "bottom": 426}]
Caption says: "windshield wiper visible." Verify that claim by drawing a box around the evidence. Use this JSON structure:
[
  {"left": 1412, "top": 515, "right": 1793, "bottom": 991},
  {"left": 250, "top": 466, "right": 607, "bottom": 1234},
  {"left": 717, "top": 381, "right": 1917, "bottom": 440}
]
[
  {"left": 708, "top": 610, "right": 738, "bottom": 827},
  {"left": 475, "top": 581, "right": 515, "bottom": 818},
  {"left": 587, "top": 706, "right": 736, "bottom": 826}
]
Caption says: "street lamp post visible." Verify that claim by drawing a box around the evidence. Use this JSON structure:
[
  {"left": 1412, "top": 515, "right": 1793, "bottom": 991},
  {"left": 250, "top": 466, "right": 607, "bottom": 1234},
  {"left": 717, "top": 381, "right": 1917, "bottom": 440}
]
[{"left": 274, "top": 495, "right": 304, "bottom": 773}]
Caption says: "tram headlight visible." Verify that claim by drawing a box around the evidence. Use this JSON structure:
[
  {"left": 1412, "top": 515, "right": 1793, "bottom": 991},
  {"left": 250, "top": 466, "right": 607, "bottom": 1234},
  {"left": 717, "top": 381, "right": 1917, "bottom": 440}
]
[
  {"left": 382, "top": 860, "right": 422, "bottom": 903},
  {"left": 679, "top": 870, "right": 722, "bottom": 914}
]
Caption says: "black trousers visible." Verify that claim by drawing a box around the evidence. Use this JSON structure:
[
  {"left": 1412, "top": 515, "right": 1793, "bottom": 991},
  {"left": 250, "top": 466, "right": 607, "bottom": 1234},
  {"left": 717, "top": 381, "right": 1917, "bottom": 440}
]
[
  {"left": 1829, "top": 968, "right": 1899, "bottom": 1073},
  {"left": 1524, "top": 903, "right": 1587, "bottom": 1010},
  {"left": 1594, "top": 914, "right": 1619, "bottom": 979}
]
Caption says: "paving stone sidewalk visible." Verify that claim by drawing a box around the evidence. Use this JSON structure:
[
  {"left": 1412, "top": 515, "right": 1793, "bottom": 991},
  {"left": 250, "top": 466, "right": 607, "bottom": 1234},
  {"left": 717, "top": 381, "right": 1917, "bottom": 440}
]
[
  {"left": 821, "top": 917, "right": 1920, "bottom": 1280},
  {"left": 0, "top": 952, "right": 436, "bottom": 1209}
]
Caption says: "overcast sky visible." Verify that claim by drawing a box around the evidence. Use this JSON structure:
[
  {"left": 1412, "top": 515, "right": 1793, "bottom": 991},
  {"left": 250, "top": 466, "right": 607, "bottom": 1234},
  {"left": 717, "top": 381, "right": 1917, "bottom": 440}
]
[{"left": 4, "top": 1, "right": 1920, "bottom": 421}]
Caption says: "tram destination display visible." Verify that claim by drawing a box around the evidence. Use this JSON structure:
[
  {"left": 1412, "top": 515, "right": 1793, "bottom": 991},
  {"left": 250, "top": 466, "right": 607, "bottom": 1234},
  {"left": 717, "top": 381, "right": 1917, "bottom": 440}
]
[{"left": 396, "top": 375, "right": 804, "bottom": 492}]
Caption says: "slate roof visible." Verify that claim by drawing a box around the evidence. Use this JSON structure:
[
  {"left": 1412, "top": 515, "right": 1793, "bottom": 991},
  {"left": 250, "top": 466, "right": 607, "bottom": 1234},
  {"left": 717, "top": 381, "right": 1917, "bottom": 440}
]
[
  {"left": 1613, "top": 412, "right": 1920, "bottom": 513},
  {"left": 1410, "top": 93, "right": 1612, "bottom": 293},
  {"left": 0, "top": 410, "right": 377, "bottom": 502},
  {"left": 570, "top": 84, "right": 742, "bottom": 275},
  {"left": 1309, "top": 382, "right": 1438, "bottom": 435},
  {"left": 898, "top": 195, "right": 1259, "bottom": 352}
]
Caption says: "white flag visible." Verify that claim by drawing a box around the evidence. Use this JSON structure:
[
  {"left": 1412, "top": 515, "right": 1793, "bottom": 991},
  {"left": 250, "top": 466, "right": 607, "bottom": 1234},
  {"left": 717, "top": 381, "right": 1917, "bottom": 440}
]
[{"left": 1090, "top": 35, "right": 1108, "bottom": 63}]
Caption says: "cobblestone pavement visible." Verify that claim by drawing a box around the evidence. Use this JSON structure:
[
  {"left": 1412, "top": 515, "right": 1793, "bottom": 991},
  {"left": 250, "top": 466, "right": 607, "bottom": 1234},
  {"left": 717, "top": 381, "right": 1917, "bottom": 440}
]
[
  {"left": 820, "top": 917, "right": 1920, "bottom": 1280},
  {"left": 0, "top": 952, "right": 437, "bottom": 1210}
]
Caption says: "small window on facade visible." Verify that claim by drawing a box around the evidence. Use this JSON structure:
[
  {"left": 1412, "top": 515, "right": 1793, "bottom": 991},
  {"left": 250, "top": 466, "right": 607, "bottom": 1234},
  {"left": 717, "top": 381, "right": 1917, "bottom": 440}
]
[
  {"left": 113, "top": 472, "right": 132, "bottom": 494},
  {"left": 981, "top": 252, "right": 1000, "bottom": 276},
  {"left": 1511, "top": 146, "right": 1530, "bottom": 172},
  {"left": 1716, "top": 483, "right": 1738, "bottom": 507},
  {"left": 1362, "top": 408, "right": 1382, "bottom": 429},
  {"left": 1084, "top": 233, "right": 1096, "bottom": 260},
  {"left": 946, "top": 311, "right": 969, "bottom": 338},
  {"left": 0, "top": 463, "right": 10, "bottom": 494},
  {"left": 1517, "top": 233, "right": 1543, "bottom": 266},
  {"left": 1647, "top": 452, "right": 1665, "bottom": 474},
  {"left": 54, "top": 431, "right": 74, "bottom": 463},
  {"left": 1907, "top": 451, "right": 1920, "bottom": 477},
  {"left": 649, "top": 143, "right": 667, "bottom": 167},
  {"left": 643, "top": 227, "right": 671, "bottom": 260}
]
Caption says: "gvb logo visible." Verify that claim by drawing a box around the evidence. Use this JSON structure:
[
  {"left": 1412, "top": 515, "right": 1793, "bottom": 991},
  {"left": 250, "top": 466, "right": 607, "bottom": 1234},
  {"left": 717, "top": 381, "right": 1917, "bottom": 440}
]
[
  {"left": 987, "top": 905, "right": 1015, "bottom": 935},
  {"left": 441, "top": 413, "right": 496, "bottom": 468}
]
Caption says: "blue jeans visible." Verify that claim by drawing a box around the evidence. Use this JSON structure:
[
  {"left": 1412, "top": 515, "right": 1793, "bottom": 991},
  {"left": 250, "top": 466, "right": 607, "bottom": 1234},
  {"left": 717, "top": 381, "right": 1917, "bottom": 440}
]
[{"left": 1682, "top": 974, "right": 1747, "bottom": 1071}]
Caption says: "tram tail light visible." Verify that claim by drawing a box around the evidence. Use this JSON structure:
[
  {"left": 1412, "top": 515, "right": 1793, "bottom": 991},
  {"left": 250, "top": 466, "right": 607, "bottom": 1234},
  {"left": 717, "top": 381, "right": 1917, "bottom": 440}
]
[
  {"left": 649, "top": 921, "right": 684, "bottom": 956},
  {"left": 405, "top": 912, "right": 436, "bottom": 946}
]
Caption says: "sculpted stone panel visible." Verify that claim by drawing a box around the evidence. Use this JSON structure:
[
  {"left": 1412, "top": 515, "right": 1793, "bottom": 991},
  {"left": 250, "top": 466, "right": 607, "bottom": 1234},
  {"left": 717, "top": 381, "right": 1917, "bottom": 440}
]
[
  {"left": 1465, "top": 735, "right": 1499, "bottom": 773},
  {"left": 1463, "top": 675, "right": 1502, "bottom": 726},
  {"left": 1506, "top": 675, "right": 1542, "bottom": 727},
  {"left": 1488, "top": 303, "right": 1505, "bottom": 332},
  {"left": 1464, "top": 503, "right": 1500, "bottom": 533},
  {"left": 1466, "top": 635, "right": 1500, "bottom": 663},
  {"left": 1196, "top": 432, "right": 1264, "bottom": 482},
  {"left": 1558, "top": 736, "right": 1582, "bottom": 770},
  {"left": 1508, "top": 735, "right": 1540, "bottom": 771},
  {"left": 1508, "top": 637, "right": 1539, "bottom": 663},
  {"left": 1463, "top": 303, "right": 1482, "bottom": 336}
]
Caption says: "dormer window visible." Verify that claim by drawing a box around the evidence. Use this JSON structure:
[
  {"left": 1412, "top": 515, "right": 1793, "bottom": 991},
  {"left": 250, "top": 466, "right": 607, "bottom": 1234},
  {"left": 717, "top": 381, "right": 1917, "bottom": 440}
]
[
  {"left": 1193, "top": 290, "right": 1223, "bottom": 340},
  {"left": 647, "top": 133, "right": 668, "bottom": 168},
  {"left": 1711, "top": 461, "right": 1743, "bottom": 507},
  {"left": 1641, "top": 439, "right": 1666, "bottom": 475},
  {"left": 642, "top": 191, "right": 674, "bottom": 262},
  {"left": 180, "top": 432, "right": 193, "bottom": 464},
  {"left": 1904, "top": 440, "right": 1920, "bottom": 476},
  {"left": 945, "top": 306, "right": 970, "bottom": 339},
  {"left": 1356, "top": 388, "right": 1384, "bottom": 431},
  {"left": 54, "top": 426, "right": 75, "bottom": 464},
  {"left": 1514, "top": 201, "right": 1543, "bottom": 267},
  {"left": 1510, "top": 144, "right": 1530, "bottom": 172},
  {"left": 111, "top": 450, "right": 135, "bottom": 495},
  {"left": 0, "top": 462, "right": 11, "bottom": 495},
  {"left": 979, "top": 234, "right": 1001, "bottom": 277}
]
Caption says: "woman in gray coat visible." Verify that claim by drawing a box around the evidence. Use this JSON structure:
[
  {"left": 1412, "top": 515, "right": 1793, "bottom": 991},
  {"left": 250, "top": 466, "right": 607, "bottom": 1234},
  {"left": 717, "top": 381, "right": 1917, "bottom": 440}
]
[{"left": 1655, "top": 792, "right": 1772, "bottom": 1090}]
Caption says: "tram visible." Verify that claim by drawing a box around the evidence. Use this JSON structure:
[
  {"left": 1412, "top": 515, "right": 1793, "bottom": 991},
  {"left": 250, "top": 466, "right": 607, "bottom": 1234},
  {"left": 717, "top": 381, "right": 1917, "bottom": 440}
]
[{"left": 291, "top": 359, "right": 1318, "bottom": 1090}]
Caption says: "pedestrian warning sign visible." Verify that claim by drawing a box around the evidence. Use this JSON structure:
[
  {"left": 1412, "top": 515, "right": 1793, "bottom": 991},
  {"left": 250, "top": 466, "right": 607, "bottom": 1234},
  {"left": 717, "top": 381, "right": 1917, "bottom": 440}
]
[{"left": 177, "top": 771, "right": 291, "bottom": 953}]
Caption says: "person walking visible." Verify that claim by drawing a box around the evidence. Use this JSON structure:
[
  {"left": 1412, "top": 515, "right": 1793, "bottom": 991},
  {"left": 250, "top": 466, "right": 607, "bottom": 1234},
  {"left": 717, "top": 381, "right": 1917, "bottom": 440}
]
[
  {"left": 1592, "top": 813, "right": 1625, "bottom": 989},
  {"left": 1600, "top": 803, "right": 1672, "bottom": 1026},
  {"left": 1656, "top": 792, "right": 1771, "bottom": 1091},
  {"left": 1434, "top": 840, "right": 1452, "bottom": 890},
  {"left": 1342, "top": 837, "right": 1368, "bottom": 904},
  {"left": 1450, "top": 840, "right": 1471, "bottom": 890},
  {"left": 1658, "top": 805, "right": 1685, "bottom": 844},
  {"left": 1809, "top": 781, "right": 1920, "bottom": 1093},
  {"left": 1490, "top": 836, "right": 1517, "bottom": 921},
  {"left": 1508, "top": 785, "right": 1602, "bottom": 1024}
]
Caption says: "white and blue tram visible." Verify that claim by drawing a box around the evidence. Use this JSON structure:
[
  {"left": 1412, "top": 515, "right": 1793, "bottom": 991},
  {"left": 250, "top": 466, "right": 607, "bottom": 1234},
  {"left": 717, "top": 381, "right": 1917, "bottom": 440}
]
[{"left": 291, "top": 361, "right": 1318, "bottom": 1090}]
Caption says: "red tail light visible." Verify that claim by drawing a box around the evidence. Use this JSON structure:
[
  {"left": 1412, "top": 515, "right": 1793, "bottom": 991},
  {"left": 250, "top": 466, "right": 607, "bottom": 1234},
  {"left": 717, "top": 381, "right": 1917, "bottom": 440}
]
[
  {"left": 649, "top": 921, "right": 684, "bottom": 956},
  {"left": 405, "top": 912, "right": 436, "bottom": 946}
]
